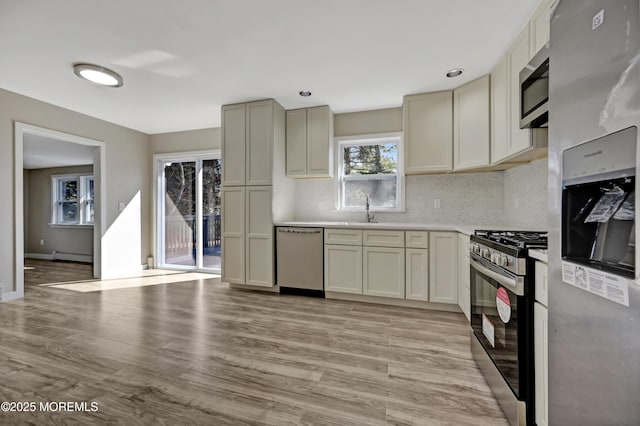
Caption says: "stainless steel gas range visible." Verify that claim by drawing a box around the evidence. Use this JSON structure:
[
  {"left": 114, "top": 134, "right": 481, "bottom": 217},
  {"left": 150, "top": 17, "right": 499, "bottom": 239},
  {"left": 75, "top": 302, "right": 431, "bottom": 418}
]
[{"left": 469, "top": 230, "right": 547, "bottom": 426}]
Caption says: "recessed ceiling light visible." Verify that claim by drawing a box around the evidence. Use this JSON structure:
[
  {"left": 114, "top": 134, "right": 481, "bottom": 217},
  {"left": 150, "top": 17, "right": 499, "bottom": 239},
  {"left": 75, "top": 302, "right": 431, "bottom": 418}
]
[
  {"left": 73, "top": 63, "right": 123, "bottom": 87},
  {"left": 446, "top": 68, "right": 464, "bottom": 78},
  {"left": 299, "top": 90, "right": 312, "bottom": 97}
]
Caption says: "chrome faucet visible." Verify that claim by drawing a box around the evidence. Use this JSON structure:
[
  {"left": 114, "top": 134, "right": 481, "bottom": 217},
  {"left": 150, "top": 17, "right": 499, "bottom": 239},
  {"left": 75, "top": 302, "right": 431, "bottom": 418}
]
[{"left": 365, "top": 195, "right": 375, "bottom": 223}]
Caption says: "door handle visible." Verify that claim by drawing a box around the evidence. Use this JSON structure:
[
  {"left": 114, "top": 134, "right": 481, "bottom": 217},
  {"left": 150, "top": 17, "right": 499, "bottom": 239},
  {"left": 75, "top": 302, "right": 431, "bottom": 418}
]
[{"left": 470, "top": 256, "right": 524, "bottom": 296}]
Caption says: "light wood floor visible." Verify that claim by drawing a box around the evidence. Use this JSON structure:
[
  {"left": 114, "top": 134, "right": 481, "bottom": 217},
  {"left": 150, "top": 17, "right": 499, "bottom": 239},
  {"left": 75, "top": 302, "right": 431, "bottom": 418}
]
[{"left": 1, "top": 263, "right": 508, "bottom": 425}]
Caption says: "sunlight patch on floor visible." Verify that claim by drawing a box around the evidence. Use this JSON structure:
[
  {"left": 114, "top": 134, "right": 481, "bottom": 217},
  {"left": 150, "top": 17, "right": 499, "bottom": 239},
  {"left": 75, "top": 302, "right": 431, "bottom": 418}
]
[{"left": 42, "top": 271, "right": 220, "bottom": 293}]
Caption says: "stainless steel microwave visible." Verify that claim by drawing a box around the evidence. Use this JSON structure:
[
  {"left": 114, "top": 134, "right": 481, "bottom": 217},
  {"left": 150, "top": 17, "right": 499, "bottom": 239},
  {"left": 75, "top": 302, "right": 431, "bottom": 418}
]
[{"left": 520, "top": 46, "right": 549, "bottom": 128}]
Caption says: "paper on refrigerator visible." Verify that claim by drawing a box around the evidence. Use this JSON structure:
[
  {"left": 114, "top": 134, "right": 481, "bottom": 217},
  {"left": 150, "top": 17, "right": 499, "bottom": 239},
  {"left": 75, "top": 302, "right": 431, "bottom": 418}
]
[{"left": 562, "top": 261, "right": 630, "bottom": 307}]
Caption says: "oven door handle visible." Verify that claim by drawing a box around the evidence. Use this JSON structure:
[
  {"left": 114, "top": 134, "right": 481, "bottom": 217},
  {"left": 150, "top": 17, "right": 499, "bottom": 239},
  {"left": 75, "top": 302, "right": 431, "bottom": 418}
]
[{"left": 470, "top": 257, "right": 524, "bottom": 296}]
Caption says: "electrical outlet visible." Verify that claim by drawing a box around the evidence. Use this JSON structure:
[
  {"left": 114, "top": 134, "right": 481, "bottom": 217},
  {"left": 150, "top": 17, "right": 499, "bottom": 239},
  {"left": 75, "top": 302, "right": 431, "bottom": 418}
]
[
  {"left": 40, "top": 239, "right": 44, "bottom": 246},
  {"left": 118, "top": 201, "right": 126, "bottom": 211},
  {"left": 592, "top": 9, "right": 604, "bottom": 30},
  {"left": 433, "top": 199, "right": 441, "bottom": 209}
]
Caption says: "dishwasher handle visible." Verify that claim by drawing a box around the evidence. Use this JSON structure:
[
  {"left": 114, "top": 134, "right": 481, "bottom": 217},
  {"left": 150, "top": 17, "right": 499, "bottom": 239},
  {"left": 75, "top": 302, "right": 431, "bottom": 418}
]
[{"left": 277, "top": 228, "right": 322, "bottom": 234}]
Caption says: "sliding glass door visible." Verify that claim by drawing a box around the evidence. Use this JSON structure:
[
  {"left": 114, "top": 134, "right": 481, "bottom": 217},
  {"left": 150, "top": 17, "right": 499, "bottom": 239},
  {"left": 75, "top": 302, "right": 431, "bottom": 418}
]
[{"left": 157, "top": 152, "right": 221, "bottom": 272}]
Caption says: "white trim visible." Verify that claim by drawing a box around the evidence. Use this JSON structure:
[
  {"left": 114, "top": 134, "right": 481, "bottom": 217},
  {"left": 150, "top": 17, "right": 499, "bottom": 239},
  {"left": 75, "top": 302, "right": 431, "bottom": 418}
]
[
  {"left": 334, "top": 132, "right": 405, "bottom": 212},
  {"left": 152, "top": 150, "right": 221, "bottom": 273},
  {"left": 1, "top": 291, "right": 23, "bottom": 303},
  {"left": 25, "top": 252, "right": 55, "bottom": 260},
  {"left": 13, "top": 122, "right": 106, "bottom": 302}
]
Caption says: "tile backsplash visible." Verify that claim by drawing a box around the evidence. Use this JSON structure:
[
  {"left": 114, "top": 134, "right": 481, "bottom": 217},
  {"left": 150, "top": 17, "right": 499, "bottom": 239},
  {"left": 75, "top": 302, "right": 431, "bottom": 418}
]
[{"left": 294, "top": 158, "right": 549, "bottom": 228}]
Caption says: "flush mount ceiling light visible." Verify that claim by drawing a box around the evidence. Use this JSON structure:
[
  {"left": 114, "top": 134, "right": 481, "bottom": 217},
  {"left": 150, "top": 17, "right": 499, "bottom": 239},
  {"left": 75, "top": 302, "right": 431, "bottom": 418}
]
[
  {"left": 299, "top": 90, "right": 312, "bottom": 97},
  {"left": 446, "top": 68, "right": 464, "bottom": 78},
  {"left": 73, "top": 63, "right": 123, "bottom": 87}
]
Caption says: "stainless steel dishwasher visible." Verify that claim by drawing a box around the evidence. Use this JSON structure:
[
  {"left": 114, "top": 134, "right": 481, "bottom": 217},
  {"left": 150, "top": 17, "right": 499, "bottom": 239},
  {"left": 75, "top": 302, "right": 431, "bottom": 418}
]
[{"left": 276, "top": 227, "right": 323, "bottom": 291}]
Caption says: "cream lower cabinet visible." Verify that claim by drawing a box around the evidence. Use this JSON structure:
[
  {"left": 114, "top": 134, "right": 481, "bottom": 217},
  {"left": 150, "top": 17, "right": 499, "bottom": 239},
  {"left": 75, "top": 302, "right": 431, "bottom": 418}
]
[
  {"left": 453, "top": 76, "right": 490, "bottom": 171},
  {"left": 534, "top": 301, "right": 549, "bottom": 426},
  {"left": 221, "top": 186, "right": 274, "bottom": 287},
  {"left": 429, "top": 232, "right": 458, "bottom": 304},
  {"left": 406, "top": 249, "right": 429, "bottom": 301},
  {"left": 363, "top": 246, "right": 405, "bottom": 299},
  {"left": 458, "top": 233, "right": 471, "bottom": 320},
  {"left": 324, "top": 244, "right": 363, "bottom": 294}
]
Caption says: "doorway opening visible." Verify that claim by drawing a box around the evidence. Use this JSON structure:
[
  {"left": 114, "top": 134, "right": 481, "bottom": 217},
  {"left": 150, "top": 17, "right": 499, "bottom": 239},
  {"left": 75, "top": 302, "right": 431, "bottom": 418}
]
[
  {"left": 13, "top": 123, "right": 105, "bottom": 301},
  {"left": 155, "top": 151, "right": 221, "bottom": 273}
]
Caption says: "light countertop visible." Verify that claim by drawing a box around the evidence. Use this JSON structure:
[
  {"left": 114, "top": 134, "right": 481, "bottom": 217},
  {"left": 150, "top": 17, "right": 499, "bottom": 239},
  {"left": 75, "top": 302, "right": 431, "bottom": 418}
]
[
  {"left": 529, "top": 248, "right": 548, "bottom": 263},
  {"left": 274, "top": 221, "right": 506, "bottom": 236}
]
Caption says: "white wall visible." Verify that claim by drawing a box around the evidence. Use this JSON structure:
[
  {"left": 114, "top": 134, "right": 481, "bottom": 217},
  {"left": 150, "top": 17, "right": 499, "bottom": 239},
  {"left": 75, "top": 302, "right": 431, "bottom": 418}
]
[
  {"left": 0, "top": 88, "right": 150, "bottom": 295},
  {"left": 150, "top": 127, "right": 221, "bottom": 154},
  {"left": 503, "top": 158, "right": 548, "bottom": 229}
]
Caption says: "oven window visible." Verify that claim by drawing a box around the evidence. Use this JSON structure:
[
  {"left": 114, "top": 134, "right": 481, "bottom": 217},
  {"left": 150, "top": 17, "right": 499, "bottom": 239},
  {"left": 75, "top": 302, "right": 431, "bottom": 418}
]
[{"left": 471, "top": 268, "right": 520, "bottom": 396}]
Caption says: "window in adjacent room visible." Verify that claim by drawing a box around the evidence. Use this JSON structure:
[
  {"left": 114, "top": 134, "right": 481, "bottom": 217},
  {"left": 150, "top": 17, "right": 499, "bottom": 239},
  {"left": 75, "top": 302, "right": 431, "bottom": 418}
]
[
  {"left": 51, "top": 174, "right": 94, "bottom": 225},
  {"left": 337, "top": 134, "right": 403, "bottom": 211}
]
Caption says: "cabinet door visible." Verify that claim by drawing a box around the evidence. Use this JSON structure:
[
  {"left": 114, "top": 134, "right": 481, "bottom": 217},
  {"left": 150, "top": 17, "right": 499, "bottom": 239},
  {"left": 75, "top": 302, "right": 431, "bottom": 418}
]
[
  {"left": 403, "top": 91, "right": 453, "bottom": 173},
  {"left": 429, "top": 232, "right": 458, "bottom": 304},
  {"left": 535, "top": 261, "right": 549, "bottom": 306},
  {"left": 221, "top": 187, "right": 245, "bottom": 283},
  {"left": 324, "top": 244, "right": 362, "bottom": 294},
  {"left": 406, "top": 248, "right": 429, "bottom": 301},
  {"left": 245, "top": 186, "right": 273, "bottom": 287},
  {"left": 508, "top": 25, "right": 532, "bottom": 156},
  {"left": 363, "top": 247, "right": 405, "bottom": 299},
  {"left": 458, "top": 234, "right": 471, "bottom": 321},
  {"left": 221, "top": 104, "right": 246, "bottom": 186},
  {"left": 534, "top": 302, "right": 549, "bottom": 426},
  {"left": 306, "top": 106, "right": 333, "bottom": 177},
  {"left": 454, "top": 76, "right": 490, "bottom": 170},
  {"left": 530, "top": 0, "right": 554, "bottom": 56},
  {"left": 491, "top": 57, "right": 509, "bottom": 164},
  {"left": 285, "top": 109, "right": 307, "bottom": 176},
  {"left": 246, "top": 100, "right": 274, "bottom": 185}
]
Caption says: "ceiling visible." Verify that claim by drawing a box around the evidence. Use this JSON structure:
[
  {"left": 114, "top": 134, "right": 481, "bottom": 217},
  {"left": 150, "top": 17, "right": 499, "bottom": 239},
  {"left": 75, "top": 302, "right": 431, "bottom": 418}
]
[
  {"left": 24, "top": 133, "right": 94, "bottom": 169},
  {"left": 0, "top": 0, "right": 540, "bottom": 135}
]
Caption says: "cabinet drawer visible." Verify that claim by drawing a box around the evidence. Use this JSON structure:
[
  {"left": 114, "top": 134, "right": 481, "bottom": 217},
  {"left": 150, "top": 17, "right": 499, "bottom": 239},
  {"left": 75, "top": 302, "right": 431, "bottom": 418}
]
[
  {"left": 363, "top": 230, "right": 404, "bottom": 247},
  {"left": 324, "top": 228, "right": 362, "bottom": 246},
  {"left": 535, "top": 261, "right": 548, "bottom": 306},
  {"left": 405, "top": 231, "right": 429, "bottom": 249}
]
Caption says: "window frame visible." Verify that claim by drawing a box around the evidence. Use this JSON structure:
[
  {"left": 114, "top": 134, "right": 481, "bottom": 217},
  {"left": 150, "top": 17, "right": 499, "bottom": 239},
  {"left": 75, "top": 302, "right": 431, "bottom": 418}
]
[
  {"left": 335, "top": 133, "right": 405, "bottom": 212},
  {"left": 51, "top": 173, "right": 94, "bottom": 227}
]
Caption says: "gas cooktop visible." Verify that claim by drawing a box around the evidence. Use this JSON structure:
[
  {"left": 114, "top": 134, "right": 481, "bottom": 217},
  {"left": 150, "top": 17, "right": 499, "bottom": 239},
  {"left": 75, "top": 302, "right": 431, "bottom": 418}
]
[{"left": 474, "top": 230, "right": 548, "bottom": 250}]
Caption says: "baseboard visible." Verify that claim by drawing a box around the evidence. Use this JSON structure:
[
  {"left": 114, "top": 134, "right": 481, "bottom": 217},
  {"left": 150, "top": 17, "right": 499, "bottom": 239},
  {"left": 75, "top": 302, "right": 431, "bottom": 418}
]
[
  {"left": 0, "top": 290, "right": 23, "bottom": 303},
  {"left": 25, "top": 252, "right": 54, "bottom": 260},
  {"left": 228, "top": 282, "right": 279, "bottom": 293},
  {"left": 325, "top": 291, "right": 463, "bottom": 313}
]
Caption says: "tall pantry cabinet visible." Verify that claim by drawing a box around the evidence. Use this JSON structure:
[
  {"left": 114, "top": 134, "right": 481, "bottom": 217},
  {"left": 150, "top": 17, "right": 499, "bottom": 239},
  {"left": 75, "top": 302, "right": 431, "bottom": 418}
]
[{"left": 221, "top": 99, "right": 295, "bottom": 287}]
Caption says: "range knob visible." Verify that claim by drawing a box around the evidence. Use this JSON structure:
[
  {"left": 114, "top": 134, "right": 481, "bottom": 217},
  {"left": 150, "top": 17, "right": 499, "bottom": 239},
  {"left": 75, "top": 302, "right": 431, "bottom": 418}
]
[
  {"left": 482, "top": 248, "right": 491, "bottom": 259},
  {"left": 500, "top": 255, "right": 509, "bottom": 267},
  {"left": 490, "top": 253, "right": 500, "bottom": 264}
]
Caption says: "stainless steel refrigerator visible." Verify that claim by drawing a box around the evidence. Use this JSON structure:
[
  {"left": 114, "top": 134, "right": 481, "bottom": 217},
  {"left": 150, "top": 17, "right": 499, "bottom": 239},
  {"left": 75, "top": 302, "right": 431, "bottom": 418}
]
[{"left": 549, "top": 1, "right": 640, "bottom": 425}]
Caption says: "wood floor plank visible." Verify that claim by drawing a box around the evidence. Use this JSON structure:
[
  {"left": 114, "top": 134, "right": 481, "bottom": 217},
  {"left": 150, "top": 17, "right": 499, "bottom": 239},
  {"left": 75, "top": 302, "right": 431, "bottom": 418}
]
[{"left": 0, "top": 260, "right": 509, "bottom": 425}]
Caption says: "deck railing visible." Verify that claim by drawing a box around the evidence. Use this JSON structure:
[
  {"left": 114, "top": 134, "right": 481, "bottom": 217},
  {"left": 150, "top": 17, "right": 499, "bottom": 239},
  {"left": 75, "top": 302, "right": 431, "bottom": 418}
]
[{"left": 165, "top": 214, "right": 220, "bottom": 255}]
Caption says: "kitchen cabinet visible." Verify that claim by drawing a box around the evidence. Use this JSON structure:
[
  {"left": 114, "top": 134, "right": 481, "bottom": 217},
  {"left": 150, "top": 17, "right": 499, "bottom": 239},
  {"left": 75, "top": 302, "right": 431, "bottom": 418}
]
[
  {"left": 508, "top": 25, "right": 533, "bottom": 156},
  {"left": 453, "top": 76, "right": 490, "bottom": 171},
  {"left": 530, "top": 0, "right": 555, "bottom": 56},
  {"left": 221, "top": 186, "right": 274, "bottom": 287},
  {"left": 286, "top": 105, "right": 333, "bottom": 178},
  {"left": 324, "top": 228, "right": 362, "bottom": 245},
  {"left": 363, "top": 230, "right": 404, "bottom": 248},
  {"left": 535, "top": 260, "right": 548, "bottom": 306},
  {"left": 221, "top": 98, "right": 290, "bottom": 288},
  {"left": 429, "top": 232, "right": 458, "bottom": 304},
  {"left": 403, "top": 91, "right": 453, "bottom": 174},
  {"left": 405, "top": 231, "right": 429, "bottom": 249},
  {"left": 406, "top": 248, "right": 429, "bottom": 301},
  {"left": 491, "top": 57, "right": 509, "bottom": 164},
  {"left": 534, "top": 301, "right": 549, "bottom": 426},
  {"left": 363, "top": 246, "right": 405, "bottom": 298},
  {"left": 325, "top": 244, "right": 363, "bottom": 294},
  {"left": 457, "top": 233, "right": 471, "bottom": 320},
  {"left": 221, "top": 187, "right": 245, "bottom": 284}
]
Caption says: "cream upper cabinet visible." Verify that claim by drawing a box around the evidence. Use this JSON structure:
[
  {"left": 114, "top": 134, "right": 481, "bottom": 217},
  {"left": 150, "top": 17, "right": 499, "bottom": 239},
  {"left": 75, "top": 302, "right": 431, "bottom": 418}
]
[
  {"left": 285, "top": 105, "right": 333, "bottom": 178},
  {"left": 246, "top": 100, "right": 274, "bottom": 186},
  {"left": 285, "top": 108, "right": 307, "bottom": 176},
  {"left": 491, "top": 58, "right": 509, "bottom": 164},
  {"left": 429, "top": 232, "right": 458, "bottom": 304},
  {"left": 403, "top": 91, "right": 453, "bottom": 174},
  {"left": 530, "top": 0, "right": 555, "bottom": 56},
  {"left": 221, "top": 104, "right": 246, "bottom": 186},
  {"left": 508, "top": 24, "right": 533, "bottom": 155},
  {"left": 453, "top": 76, "right": 491, "bottom": 170},
  {"left": 363, "top": 246, "right": 405, "bottom": 299}
]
